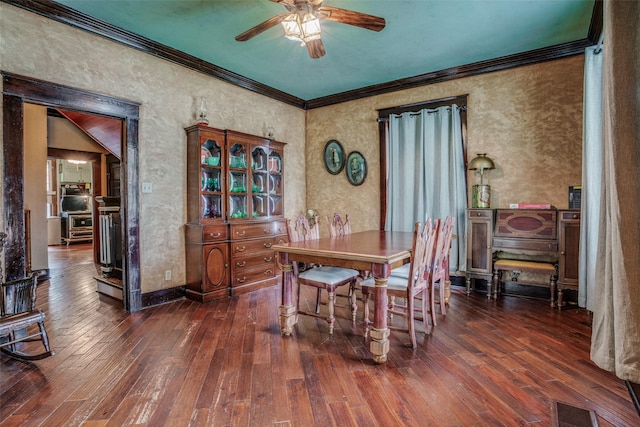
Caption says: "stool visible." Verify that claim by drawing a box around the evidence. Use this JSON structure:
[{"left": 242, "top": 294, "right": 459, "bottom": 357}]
[{"left": 492, "top": 259, "right": 558, "bottom": 307}]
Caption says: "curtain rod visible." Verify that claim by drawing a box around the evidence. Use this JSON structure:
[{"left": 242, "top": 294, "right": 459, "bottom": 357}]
[{"left": 377, "top": 104, "right": 467, "bottom": 122}]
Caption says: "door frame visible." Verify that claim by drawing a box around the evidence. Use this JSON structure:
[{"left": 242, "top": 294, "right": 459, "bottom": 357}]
[{"left": 2, "top": 71, "right": 142, "bottom": 312}]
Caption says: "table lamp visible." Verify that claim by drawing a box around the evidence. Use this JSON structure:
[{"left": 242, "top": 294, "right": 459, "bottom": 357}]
[{"left": 468, "top": 153, "right": 495, "bottom": 208}]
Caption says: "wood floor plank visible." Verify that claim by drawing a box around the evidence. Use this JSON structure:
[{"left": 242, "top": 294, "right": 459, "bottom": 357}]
[
  {"left": 286, "top": 378, "right": 315, "bottom": 426},
  {"left": 249, "top": 362, "right": 274, "bottom": 425}
]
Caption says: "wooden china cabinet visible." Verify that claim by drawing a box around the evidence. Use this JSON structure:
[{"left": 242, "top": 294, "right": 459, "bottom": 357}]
[{"left": 184, "top": 125, "right": 286, "bottom": 302}]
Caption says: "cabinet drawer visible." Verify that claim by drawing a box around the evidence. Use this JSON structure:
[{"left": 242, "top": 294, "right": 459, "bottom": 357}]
[
  {"left": 202, "top": 225, "right": 228, "bottom": 242},
  {"left": 231, "top": 253, "right": 275, "bottom": 272},
  {"left": 231, "top": 238, "right": 274, "bottom": 256},
  {"left": 230, "top": 223, "right": 275, "bottom": 239},
  {"left": 232, "top": 264, "right": 276, "bottom": 287},
  {"left": 560, "top": 211, "right": 580, "bottom": 221},
  {"left": 468, "top": 209, "right": 492, "bottom": 219}
]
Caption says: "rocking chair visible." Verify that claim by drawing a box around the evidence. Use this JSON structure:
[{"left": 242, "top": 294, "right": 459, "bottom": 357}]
[{"left": 0, "top": 233, "right": 55, "bottom": 361}]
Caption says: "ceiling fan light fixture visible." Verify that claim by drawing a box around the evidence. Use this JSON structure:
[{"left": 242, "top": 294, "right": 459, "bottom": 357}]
[
  {"left": 300, "top": 13, "right": 321, "bottom": 42},
  {"left": 281, "top": 13, "right": 321, "bottom": 45},
  {"left": 281, "top": 14, "right": 302, "bottom": 41}
]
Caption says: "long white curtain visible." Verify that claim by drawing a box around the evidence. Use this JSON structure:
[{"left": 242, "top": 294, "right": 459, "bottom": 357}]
[
  {"left": 590, "top": 0, "right": 640, "bottom": 383},
  {"left": 386, "top": 105, "right": 467, "bottom": 271},
  {"left": 579, "top": 45, "right": 603, "bottom": 310}
]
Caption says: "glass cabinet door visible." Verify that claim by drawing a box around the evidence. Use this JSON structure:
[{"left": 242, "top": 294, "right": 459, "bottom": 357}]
[
  {"left": 228, "top": 143, "right": 248, "bottom": 219},
  {"left": 201, "top": 138, "right": 223, "bottom": 220},
  {"left": 251, "top": 147, "right": 268, "bottom": 218},
  {"left": 267, "top": 150, "right": 283, "bottom": 217}
]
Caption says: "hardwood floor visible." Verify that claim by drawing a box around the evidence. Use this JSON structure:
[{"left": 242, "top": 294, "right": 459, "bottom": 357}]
[{"left": 1, "top": 244, "right": 638, "bottom": 426}]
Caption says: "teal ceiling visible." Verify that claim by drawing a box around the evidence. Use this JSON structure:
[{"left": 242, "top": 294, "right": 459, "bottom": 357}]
[{"left": 54, "top": 0, "right": 595, "bottom": 101}]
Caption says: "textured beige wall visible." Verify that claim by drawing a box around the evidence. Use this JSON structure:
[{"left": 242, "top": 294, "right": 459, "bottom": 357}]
[
  {"left": 306, "top": 56, "right": 584, "bottom": 234},
  {"left": 0, "top": 4, "right": 306, "bottom": 294}
]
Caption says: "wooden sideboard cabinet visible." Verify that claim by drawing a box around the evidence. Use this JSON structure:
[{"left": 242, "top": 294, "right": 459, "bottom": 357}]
[
  {"left": 465, "top": 208, "right": 494, "bottom": 297},
  {"left": 557, "top": 210, "right": 581, "bottom": 307},
  {"left": 466, "top": 208, "right": 580, "bottom": 306},
  {"left": 184, "top": 125, "right": 286, "bottom": 302}
]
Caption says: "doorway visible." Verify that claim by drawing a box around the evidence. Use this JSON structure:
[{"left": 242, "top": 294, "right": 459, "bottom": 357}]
[{"left": 2, "top": 72, "right": 142, "bottom": 312}]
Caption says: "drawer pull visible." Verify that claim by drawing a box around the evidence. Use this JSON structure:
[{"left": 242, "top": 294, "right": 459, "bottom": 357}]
[
  {"left": 573, "top": 214, "right": 579, "bottom": 219},
  {"left": 476, "top": 212, "right": 482, "bottom": 216},
  {"left": 264, "top": 242, "right": 272, "bottom": 248},
  {"left": 236, "top": 246, "right": 246, "bottom": 252},
  {"left": 236, "top": 261, "right": 246, "bottom": 267},
  {"left": 264, "top": 256, "right": 273, "bottom": 262},
  {"left": 236, "top": 230, "right": 246, "bottom": 237},
  {"left": 264, "top": 229, "right": 271, "bottom": 234},
  {"left": 264, "top": 270, "right": 273, "bottom": 275},
  {"left": 209, "top": 232, "right": 221, "bottom": 238},
  {"left": 236, "top": 277, "right": 247, "bottom": 283}
]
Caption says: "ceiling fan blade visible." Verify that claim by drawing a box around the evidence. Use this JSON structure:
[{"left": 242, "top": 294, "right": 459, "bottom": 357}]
[
  {"left": 235, "top": 13, "right": 290, "bottom": 42},
  {"left": 318, "top": 6, "right": 386, "bottom": 32},
  {"left": 306, "top": 38, "right": 326, "bottom": 59}
]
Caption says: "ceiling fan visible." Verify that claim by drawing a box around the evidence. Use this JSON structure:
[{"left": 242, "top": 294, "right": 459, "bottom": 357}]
[{"left": 235, "top": 0, "right": 386, "bottom": 59}]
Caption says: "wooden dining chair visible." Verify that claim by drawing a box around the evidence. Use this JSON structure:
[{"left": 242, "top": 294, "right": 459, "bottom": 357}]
[
  {"left": 361, "top": 218, "right": 438, "bottom": 348},
  {"left": 431, "top": 216, "right": 455, "bottom": 317},
  {"left": 286, "top": 215, "right": 359, "bottom": 335},
  {"left": 312, "top": 213, "right": 361, "bottom": 322},
  {"left": 388, "top": 216, "right": 454, "bottom": 326}
]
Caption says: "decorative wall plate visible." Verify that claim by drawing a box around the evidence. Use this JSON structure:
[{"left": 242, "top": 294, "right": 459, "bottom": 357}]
[
  {"left": 346, "top": 151, "right": 367, "bottom": 186},
  {"left": 323, "top": 139, "right": 345, "bottom": 175}
]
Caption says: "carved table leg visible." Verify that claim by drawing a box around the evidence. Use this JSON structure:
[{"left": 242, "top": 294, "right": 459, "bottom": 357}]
[
  {"left": 277, "top": 253, "right": 297, "bottom": 336},
  {"left": 370, "top": 274, "right": 390, "bottom": 364}
]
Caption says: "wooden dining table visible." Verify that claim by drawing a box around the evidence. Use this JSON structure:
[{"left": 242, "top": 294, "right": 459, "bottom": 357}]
[{"left": 272, "top": 230, "right": 414, "bottom": 364}]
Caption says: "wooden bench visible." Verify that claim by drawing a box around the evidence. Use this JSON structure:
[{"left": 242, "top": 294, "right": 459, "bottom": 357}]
[{"left": 493, "top": 259, "right": 558, "bottom": 307}]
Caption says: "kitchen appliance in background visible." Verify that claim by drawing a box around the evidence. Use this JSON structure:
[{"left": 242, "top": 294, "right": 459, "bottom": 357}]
[{"left": 59, "top": 183, "right": 93, "bottom": 245}]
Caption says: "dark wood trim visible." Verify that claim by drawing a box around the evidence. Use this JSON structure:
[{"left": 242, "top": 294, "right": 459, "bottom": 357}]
[
  {"left": 377, "top": 95, "right": 468, "bottom": 230},
  {"left": 378, "top": 95, "right": 468, "bottom": 119},
  {"left": 141, "top": 286, "right": 186, "bottom": 309},
  {"left": 3, "top": 0, "right": 601, "bottom": 110},
  {"left": 3, "top": 93, "right": 26, "bottom": 280},
  {"left": 378, "top": 118, "right": 388, "bottom": 229},
  {"left": 2, "top": 71, "right": 142, "bottom": 312}
]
